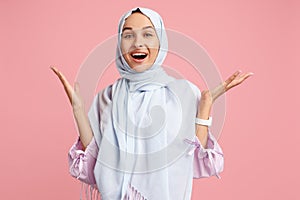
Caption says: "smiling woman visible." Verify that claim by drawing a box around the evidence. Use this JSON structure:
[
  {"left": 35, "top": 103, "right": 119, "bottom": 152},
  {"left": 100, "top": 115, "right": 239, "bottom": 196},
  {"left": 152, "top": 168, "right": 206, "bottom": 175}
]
[
  {"left": 120, "top": 11, "right": 160, "bottom": 72},
  {"left": 51, "top": 6, "right": 252, "bottom": 200}
]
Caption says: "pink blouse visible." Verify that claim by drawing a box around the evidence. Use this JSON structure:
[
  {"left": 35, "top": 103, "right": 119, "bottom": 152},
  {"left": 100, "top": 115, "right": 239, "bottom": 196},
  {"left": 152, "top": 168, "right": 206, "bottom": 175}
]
[{"left": 68, "top": 132, "right": 224, "bottom": 199}]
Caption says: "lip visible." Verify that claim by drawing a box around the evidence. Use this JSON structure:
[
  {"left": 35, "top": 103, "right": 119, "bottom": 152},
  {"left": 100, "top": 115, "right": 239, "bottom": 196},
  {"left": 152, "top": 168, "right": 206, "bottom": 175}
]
[{"left": 130, "top": 51, "right": 148, "bottom": 63}]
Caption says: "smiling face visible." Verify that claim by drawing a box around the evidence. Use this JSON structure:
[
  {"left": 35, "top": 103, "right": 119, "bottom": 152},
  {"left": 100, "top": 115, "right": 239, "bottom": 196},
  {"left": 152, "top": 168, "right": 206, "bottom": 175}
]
[{"left": 121, "top": 12, "right": 160, "bottom": 72}]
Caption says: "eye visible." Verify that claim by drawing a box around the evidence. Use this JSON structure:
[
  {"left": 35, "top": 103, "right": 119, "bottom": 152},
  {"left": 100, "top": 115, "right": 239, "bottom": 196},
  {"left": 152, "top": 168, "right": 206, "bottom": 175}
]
[
  {"left": 144, "top": 33, "right": 154, "bottom": 37},
  {"left": 122, "top": 33, "right": 134, "bottom": 39}
]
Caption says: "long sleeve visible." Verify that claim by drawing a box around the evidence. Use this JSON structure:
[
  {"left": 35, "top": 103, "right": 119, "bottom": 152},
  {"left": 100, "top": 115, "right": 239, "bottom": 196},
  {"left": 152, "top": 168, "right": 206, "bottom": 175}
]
[
  {"left": 188, "top": 131, "right": 224, "bottom": 179},
  {"left": 68, "top": 136, "right": 99, "bottom": 185},
  {"left": 184, "top": 80, "right": 224, "bottom": 179}
]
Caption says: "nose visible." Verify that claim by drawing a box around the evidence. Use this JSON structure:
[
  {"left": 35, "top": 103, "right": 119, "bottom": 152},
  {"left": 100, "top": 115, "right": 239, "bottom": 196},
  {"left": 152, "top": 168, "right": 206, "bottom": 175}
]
[{"left": 134, "top": 34, "right": 144, "bottom": 48}]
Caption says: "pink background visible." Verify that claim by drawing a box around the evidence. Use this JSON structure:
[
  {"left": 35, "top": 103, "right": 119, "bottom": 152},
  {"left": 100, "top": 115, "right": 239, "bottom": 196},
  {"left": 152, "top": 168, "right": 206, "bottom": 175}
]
[{"left": 1, "top": 0, "right": 299, "bottom": 199}]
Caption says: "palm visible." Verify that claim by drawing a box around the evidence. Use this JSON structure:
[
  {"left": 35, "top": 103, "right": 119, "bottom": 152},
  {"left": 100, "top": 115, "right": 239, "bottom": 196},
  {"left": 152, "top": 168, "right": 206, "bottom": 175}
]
[
  {"left": 211, "top": 70, "right": 253, "bottom": 102},
  {"left": 224, "top": 70, "right": 253, "bottom": 91},
  {"left": 51, "top": 66, "right": 84, "bottom": 111}
]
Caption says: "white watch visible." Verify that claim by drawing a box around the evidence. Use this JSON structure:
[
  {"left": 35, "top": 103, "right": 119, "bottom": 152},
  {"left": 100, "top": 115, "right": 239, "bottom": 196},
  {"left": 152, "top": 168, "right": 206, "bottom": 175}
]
[{"left": 195, "top": 117, "right": 212, "bottom": 127}]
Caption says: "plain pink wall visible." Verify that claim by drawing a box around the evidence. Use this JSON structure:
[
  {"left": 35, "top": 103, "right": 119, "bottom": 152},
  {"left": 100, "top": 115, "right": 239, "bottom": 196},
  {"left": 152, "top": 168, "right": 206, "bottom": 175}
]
[{"left": 1, "top": 0, "right": 299, "bottom": 199}]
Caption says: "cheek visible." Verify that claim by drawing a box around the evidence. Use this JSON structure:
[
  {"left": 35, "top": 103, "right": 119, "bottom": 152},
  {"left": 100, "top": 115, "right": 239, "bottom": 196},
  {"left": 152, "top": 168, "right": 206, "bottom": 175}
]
[
  {"left": 149, "top": 48, "right": 159, "bottom": 62},
  {"left": 120, "top": 40, "right": 131, "bottom": 55},
  {"left": 147, "top": 38, "right": 160, "bottom": 49},
  {"left": 149, "top": 40, "right": 160, "bottom": 58}
]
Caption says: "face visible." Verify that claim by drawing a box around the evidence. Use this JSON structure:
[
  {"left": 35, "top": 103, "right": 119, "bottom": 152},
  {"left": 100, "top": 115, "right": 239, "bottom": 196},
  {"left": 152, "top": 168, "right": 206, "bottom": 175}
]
[{"left": 121, "top": 12, "right": 160, "bottom": 72}]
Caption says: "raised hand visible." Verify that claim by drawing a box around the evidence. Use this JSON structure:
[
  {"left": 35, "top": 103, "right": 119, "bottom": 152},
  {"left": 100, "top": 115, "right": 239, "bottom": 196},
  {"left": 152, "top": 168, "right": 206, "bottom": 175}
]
[
  {"left": 223, "top": 70, "right": 253, "bottom": 92},
  {"left": 196, "top": 70, "right": 253, "bottom": 148},
  {"left": 211, "top": 70, "right": 253, "bottom": 102},
  {"left": 51, "top": 66, "right": 93, "bottom": 149},
  {"left": 50, "top": 66, "right": 85, "bottom": 112}
]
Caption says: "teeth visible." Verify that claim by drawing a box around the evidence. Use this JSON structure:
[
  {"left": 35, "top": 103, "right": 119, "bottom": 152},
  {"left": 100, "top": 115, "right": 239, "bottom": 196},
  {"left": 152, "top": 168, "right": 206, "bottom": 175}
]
[{"left": 132, "top": 53, "right": 146, "bottom": 56}]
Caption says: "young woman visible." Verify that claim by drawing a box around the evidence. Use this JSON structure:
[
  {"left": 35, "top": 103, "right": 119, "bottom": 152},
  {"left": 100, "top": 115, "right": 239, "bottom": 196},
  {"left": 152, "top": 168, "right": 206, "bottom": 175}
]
[{"left": 52, "top": 7, "right": 252, "bottom": 200}]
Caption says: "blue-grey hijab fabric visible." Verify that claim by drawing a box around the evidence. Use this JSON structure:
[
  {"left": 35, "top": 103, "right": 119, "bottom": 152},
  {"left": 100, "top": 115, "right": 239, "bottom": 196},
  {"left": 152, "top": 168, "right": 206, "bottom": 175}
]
[{"left": 88, "top": 7, "right": 197, "bottom": 200}]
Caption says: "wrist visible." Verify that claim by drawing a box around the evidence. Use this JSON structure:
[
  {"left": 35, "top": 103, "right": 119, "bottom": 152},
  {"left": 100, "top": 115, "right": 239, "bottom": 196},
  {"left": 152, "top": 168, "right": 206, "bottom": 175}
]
[
  {"left": 198, "top": 103, "right": 212, "bottom": 119},
  {"left": 196, "top": 116, "right": 212, "bottom": 127},
  {"left": 73, "top": 107, "right": 86, "bottom": 118}
]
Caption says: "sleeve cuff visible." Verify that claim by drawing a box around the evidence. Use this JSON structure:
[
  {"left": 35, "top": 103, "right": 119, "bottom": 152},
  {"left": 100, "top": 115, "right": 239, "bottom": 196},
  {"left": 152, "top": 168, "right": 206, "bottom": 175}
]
[
  {"left": 185, "top": 132, "right": 224, "bottom": 179},
  {"left": 194, "top": 131, "right": 218, "bottom": 157},
  {"left": 68, "top": 137, "right": 98, "bottom": 181}
]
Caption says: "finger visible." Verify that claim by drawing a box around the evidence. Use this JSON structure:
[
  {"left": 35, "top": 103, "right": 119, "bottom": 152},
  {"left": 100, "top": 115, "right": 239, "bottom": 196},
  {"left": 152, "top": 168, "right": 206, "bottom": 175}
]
[
  {"left": 237, "top": 72, "right": 254, "bottom": 83},
  {"left": 51, "top": 66, "right": 66, "bottom": 82},
  {"left": 224, "top": 70, "right": 241, "bottom": 85},
  {"left": 51, "top": 66, "right": 64, "bottom": 81},
  {"left": 51, "top": 66, "right": 73, "bottom": 90},
  {"left": 50, "top": 66, "right": 74, "bottom": 103},
  {"left": 226, "top": 72, "right": 253, "bottom": 89},
  {"left": 51, "top": 66, "right": 68, "bottom": 85}
]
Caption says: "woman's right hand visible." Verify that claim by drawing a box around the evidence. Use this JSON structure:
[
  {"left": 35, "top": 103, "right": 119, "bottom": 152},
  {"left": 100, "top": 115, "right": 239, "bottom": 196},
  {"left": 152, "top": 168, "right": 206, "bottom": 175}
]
[
  {"left": 51, "top": 66, "right": 85, "bottom": 112},
  {"left": 51, "top": 66, "right": 93, "bottom": 149}
]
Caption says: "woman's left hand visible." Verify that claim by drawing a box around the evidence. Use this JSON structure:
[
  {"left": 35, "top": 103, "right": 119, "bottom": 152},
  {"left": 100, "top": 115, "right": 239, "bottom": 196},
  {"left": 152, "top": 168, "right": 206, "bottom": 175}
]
[
  {"left": 198, "top": 70, "right": 253, "bottom": 115},
  {"left": 210, "top": 70, "right": 254, "bottom": 102},
  {"left": 196, "top": 70, "right": 253, "bottom": 147}
]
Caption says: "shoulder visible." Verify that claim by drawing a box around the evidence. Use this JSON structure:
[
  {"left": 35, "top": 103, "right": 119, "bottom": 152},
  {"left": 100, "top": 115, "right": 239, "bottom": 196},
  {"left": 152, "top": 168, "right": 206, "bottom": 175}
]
[
  {"left": 95, "top": 78, "right": 123, "bottom": 102},
  {"left": 185, "top": 80, "right": 201, "bottom": 98},
  {"left": 168, "top": 79, "right": 201, "bottom": 100}
]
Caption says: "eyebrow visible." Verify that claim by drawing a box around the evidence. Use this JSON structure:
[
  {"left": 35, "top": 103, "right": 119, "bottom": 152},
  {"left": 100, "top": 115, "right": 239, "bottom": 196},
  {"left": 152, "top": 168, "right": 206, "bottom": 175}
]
[{"left": 122, "top": 26, "right": 155, "bottom": 32}]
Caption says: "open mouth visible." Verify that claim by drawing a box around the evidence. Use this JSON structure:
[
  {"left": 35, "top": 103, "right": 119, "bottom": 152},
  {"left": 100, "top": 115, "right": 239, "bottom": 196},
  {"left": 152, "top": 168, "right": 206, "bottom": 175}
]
[{"left": 131, "top": 52, "right": 148, "bottom": 60}]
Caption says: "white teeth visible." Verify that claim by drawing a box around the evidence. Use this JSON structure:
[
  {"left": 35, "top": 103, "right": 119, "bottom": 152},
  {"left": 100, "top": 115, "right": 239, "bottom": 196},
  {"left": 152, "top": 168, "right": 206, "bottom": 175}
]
[{"left": 132, "top": 53, "right": 146, "bottom": 56}]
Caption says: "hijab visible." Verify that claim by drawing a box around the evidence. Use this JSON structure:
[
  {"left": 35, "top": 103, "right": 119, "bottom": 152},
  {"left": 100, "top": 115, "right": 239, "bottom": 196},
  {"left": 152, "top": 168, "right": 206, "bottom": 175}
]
[
  {"left": 115, "top": 7, "right": 173, "bottom": 92},
  {"left": 88, "top": 7, "right": 198, "bottom": 200}
]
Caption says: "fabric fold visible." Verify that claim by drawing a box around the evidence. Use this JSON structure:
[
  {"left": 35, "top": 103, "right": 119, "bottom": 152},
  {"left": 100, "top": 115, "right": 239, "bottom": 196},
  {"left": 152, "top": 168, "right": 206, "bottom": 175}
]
[
  {"left": 184, "top": 132, "right": 224, "bottom": 179},
  {"left": 68, "top": 7, "right": 224, "bottom": 200}
]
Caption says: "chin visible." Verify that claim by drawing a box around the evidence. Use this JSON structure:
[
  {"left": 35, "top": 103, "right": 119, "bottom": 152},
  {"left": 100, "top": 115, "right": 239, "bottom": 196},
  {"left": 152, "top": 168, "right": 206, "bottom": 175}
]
[{"left": 130, "top": 63, "right": 152, "bottom": 72}]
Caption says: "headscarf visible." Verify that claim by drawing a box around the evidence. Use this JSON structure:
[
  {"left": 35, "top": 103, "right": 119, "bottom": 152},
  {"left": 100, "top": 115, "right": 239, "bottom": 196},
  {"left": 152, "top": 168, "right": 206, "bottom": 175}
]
[
  {"left": 88, "top": 7, "right": 198, "bottom": 200},
  {"left": 115, "top": 7, "right": 173, "bottom": 92}
]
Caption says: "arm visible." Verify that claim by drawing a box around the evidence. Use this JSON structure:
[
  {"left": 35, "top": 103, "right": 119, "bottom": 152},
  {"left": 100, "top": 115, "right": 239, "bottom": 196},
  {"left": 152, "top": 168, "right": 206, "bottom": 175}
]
[
  {"left": 193, "top": 70, "right": 253, "bottom": 178},
  {"left": 73, "top": 101, "right": 93, "bottom": 150},
  {"left": 195, "top": 90, "right": 212, "bottom": 148},
  {"left": 193, "top": 91, "right": 223, "bottom": 178},
  {"left": 51, "top": 66, "right": 93, "bottom": 149},
  {"left": 196, "top": 70, "right": 253, "bottom": 147}
]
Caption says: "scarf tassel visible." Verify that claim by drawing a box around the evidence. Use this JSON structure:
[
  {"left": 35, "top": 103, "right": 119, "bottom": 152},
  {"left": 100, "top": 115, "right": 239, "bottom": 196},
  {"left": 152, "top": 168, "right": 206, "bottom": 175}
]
[
  {"left": 123, "top": 184, "right": 147, "bottom": 200},
  {"left": 80, "top": 182, "right": 101, "bottom": 200}
]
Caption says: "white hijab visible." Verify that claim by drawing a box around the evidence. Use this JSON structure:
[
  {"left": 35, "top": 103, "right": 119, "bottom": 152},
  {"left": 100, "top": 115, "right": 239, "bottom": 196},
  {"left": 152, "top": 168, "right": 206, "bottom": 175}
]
[
  {"left": 88, "top": 7, "right": 198, "bottom": 200},
  {"left": 115, "top": 7, "right": 173, "bottom": 92}
]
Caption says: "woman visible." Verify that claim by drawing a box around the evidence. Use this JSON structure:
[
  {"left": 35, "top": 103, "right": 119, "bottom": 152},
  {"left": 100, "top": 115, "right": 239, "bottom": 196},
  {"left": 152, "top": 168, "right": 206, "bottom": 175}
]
[{"left": 52, "top": 7, "right": 252, "bottom": 200}]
